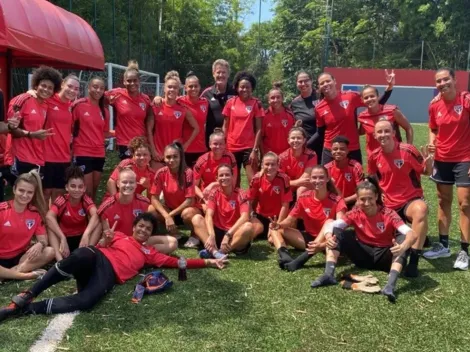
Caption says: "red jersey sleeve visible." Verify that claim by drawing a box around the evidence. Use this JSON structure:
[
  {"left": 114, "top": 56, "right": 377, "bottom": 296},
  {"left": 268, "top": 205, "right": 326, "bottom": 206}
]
[
  {"left": 222, "top": 99, "right": 233, "bottom": 118},
  {"left": 335, "top": 197, "right": 348, "bottom": 215},
  {"left": 281, "top": 174, "right": 293, "bottom": 203},
  {"left": 34, "top": 216, "right": 46, "bottom": 236},
  {"left": 406, "top": 144, "right": 425, "bottom": 175},
  {"left": 206, "top": 188, "right": 218, "bottom": 211},
  {"left": 350, "top": 91, "right": 364, "bottom": 109},
  {"left": 238, "top": 189, "right": 250, "bottom": 214},
  {"left": 254, "top": 99, "right": 265, "bottom": 118},
  {"left": 315, "top": 104, "right": 325, "bottom": 127},
  {"left": 340, "top": 210, "right": 355, "bottom": 227},
  {"left": 150, "top": 169, "right": 163, "bottom": 196},
  {"left": 289, "top": 201, "right": 302, "bottom": 219},
  {"left": 248, "top": 174, "right": 261, "bottom": 200},
  {"left": 82, "top": 194, "right": 96, "bottom": 214},
  {"left": 146, "top": 249, "right": 206, "bottom": 268},
  {"left": 385, "top": 208, "right": 406, "bottom": 232},
  {"left": 368, "top": 151, "right": 378, "bottom": 175},
  {"left": 184, "top": 168, "right": 196, "bottom": 199},
  {"left": 352, "top": 161, "right": 365, "bottom": 184},
  {"left": 305, "top": 151, "right": 318, "bottom": 169},
  {"left": 428, "top": 102, "right": 437, "bottom": 130},
  {"left": 50, "top": 195, "right": 66, "bottom": 215}
]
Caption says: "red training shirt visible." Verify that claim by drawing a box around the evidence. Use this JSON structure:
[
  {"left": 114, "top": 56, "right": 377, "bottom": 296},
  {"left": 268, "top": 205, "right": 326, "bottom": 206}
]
[
  {"left": 206, "top": 186, "right": 249, "bottom": 231},
  {"left": 290, "top": 191, "right": 347, "bottom": 237},
  {"left": 179, "top": 96, "right": 208, "bottom": 153},
  {"left": 428, "top": 91, "right": 470, "bottom": 162},
  {"left": 341, "top": 206, "right": 406, "bottom": 247},
  {"left": 97, "top": 194, "right": 150, "bottom": 236},
  {"left": 222, "top": 97, "right": 265, "bottom": 152},
  {"left": 0, "top": 201, "right": 46, "bottom": 259},
  {"left": 315, "top": 91, "right": 363, "bottom": 150},
  {"left": 193, "top": 151, "right": 238, "bottom": 190},
  {"left": 44, "top": 94, "right": 73, "bottom": 163},
  {"left": 325, "top": 159, "right": 364, "bottom": 199},
  {"left": 109, "top": 159, "right": 155, "bottom": 197},
  {"left": 261, "top": 106, "right": 295, "bottom": 155},
  {"left": 72, "top": 98, "right": 110, "bottom": 158},
  {"left": 97, "top": 232, "right": 206, "bottom": 284},
  {"left": 105, "top": 88, "right": 150, "bottom": 147},
  {"left": 368, "top": 142, "right": 424, "bottom": 209},
  {"left": 151, "top": 102, "right": 186, "bottom": 156},
  {"left": 5, "top": 94, "right": 47, "bottom": 166},
  {"left": 279, "top": 147, "right": 317, "bottom": 182},
  {"left": 248, "top": 171, "right": 292, "bottom": 218},
  {"left": 150, "top": 166, "right": 195, "bottom": 210},
  {"left": 50, "top": 194, "right": 95, "bottom": 237}
]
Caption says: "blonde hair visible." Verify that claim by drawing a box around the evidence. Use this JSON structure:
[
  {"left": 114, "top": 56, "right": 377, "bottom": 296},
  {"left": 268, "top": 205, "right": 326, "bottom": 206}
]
[
  {"left": 212, "top": 59, "right": 230, "bottom": 75},
  {"left": 164, "top": 70, "right": 181, "bottom": 86},
  {"left": 14, "top": 170, "right": 47, "bottom": 220},
  {"left": 124, "top": 60, "right": 140, "bottom": 79}
]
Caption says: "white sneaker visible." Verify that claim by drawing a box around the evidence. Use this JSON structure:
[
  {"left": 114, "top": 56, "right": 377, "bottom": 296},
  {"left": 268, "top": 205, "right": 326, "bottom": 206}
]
[
  {"left": 423, "top": 243, "right": 451, "bottom": 259},
  {"left": 183, "top": 236, "right": 201, "bottom": 248},
  {"left": 453, "top": 250, "right": 469, "bottom": 270}
]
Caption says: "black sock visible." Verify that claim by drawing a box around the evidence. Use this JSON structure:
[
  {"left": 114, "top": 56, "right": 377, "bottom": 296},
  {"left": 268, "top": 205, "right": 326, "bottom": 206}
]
[
  {"left": 405, "top": 249, "right": 421, "bottom": 277},
  {"left": 461, "top": 242, "right": 469, "bottom": 254},
  {"left": 277, "top": 247, "right": 294, "bottom": 269},
  {"left": 284, "top": 251, "right": 313, "bottom": 272},
  {"left": 439, "top": 234, "right": 449, "bottom": 248},
  {"left": 325, "top": 261, "right": 336, "bottom": 277}
]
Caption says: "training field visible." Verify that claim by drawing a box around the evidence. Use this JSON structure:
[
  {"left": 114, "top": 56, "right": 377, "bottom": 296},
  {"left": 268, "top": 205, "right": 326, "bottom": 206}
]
[{"left": 1, "top": 124, "right": 469, "bottom": 352}]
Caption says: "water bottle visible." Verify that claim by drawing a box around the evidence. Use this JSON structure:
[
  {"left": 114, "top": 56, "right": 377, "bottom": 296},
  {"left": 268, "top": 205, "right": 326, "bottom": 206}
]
[{"left": 178, "top": 256, "right": 187, "bottom": 281}]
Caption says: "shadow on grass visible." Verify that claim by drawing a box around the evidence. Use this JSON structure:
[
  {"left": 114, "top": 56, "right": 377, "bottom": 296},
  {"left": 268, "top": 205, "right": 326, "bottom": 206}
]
[
  {"left": 420, "top": 256, "right": 456, "bottom": 274},
  {"left": 397, "top": 274, "right": 439, "bottom": 296},
  {"left": 232, "top": 241, "right": 271, "bottom": 261}
]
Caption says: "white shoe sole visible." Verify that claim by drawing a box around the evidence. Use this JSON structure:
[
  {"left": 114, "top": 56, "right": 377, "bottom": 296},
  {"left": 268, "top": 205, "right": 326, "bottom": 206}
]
[
  {"left": 423, "top": 252, "right": 451, "bottom": 260},
  {"left": 453, "top": 264, "right": 469, "bottom": 271}
]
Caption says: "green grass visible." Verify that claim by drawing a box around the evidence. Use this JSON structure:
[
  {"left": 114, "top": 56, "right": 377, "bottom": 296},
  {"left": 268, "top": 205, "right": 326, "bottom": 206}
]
[{"left": 1, "top": 124, "right": 470, "bottom": 352}]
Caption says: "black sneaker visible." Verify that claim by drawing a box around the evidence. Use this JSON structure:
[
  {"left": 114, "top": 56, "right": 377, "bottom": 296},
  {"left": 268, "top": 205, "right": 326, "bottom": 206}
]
[
  {"left": 12, "top": 290, "right": 34, "bottom": 308},
  {"left": 0, "top": 302, "right": 21, "bottom": 322}
]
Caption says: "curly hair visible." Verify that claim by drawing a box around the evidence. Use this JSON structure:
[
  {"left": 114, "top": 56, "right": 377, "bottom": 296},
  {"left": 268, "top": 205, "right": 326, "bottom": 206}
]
[
  {"left": 232, "top": 71, "right": 257, "bottom": 91},
  {"left": 128, "top": 136, "right": 151, "bottom": 155},
  {"left": 31, "top": 66, "right": 63, "bottom": 93},
  {"left": 65, "top": 165, "right": 85, "bottom": 183}
]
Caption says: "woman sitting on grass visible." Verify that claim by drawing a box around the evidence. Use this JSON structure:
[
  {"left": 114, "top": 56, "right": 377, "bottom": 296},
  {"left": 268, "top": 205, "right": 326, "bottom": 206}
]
[
  {"left": 46, "top": 166, "right": 100, "bottom": 261},
  {"left": 0, "top": 212, "right": 228, "bottom": 322},
  {"left": 310, "top": 178, "right": 417, "bottom": 302}
]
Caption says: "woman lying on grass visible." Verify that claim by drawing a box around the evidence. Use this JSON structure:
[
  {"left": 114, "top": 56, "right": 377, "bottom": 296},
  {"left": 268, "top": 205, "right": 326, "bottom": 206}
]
[
  {"left": 310, "top": 178, "right": 417, "bottom": 302},
  {"left": 0, "top": 212, "right": 227, "bottom": 322}
]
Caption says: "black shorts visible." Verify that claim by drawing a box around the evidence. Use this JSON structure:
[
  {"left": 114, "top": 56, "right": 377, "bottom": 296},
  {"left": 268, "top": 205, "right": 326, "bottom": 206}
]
[
  {"left": 337, "top": 229, "right": 407, "bottom": 272},
  {"left": 253, "top": 213, "right": 271, "bottom": 239},
  {"left": 395, "top": 197, "right": 425, "bottom": 223},
  {"left": 43, "top": 162, "right": 70, "bottom": 189},
  {"left": 301, "top": 231, "right": 315, "bottom": 245},
  {"left": 322, "top": 148, "right": 362, "bottom": 165},
  {"left": 185, "top": 152, "right": 205, "bottom": 168},
  {"left": 67, "top": 235, "right": 83, "bottom": 253},
  {"left": 10, "top": 158, "right": 43, "bottom": 178},
  {"left": 233, "top": 149, "right": 253, "bottom": 169},
  {"left": 173, "top": 214, "right": 184, "bottom": 226},
  {"left": 74, "top": 156, "right": 106, "bottom": 174},
  {"left": 213, "top": 225, "right": 251, "bottom": 255},
  {"left": 118, "top": 145, "right": 132, "bottom": 160},
  {"left": 0, "top": 252, "right": 25, "bottom": 269},
  {"left": 431, "top": 160, "right": 470, "bottom": 187}
]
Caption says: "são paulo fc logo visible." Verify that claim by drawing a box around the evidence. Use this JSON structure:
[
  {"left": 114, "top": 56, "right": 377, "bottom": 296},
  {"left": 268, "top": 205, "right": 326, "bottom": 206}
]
[
  {"left": 174, "top": 111, "right": 182, "bottom": 119},
  {"left": 339, "top": 100, "right": 349, "bottom": 109},
  {"left": 281, "top": 120, "right": 288, "bottom": 127},
  {"left": 394, "top": 159, "right": 404, "bottom": 169},
  {"left": 200, "top": 105, "right": 207, "bottom": 112},
  {"left": 78, "top": 208, "right": 86, "bottom": 217},
  {"left": 141, "top": 246, "right": 151, "bottom": 254},
  {"left": 345, "top": 173, "right": 352, "bottom": 182},
  {"left": 377, "top": 222, "right": 385, "bottom": 232},
  {"left": 25, "top": 219, "right": 35, "bottom": 230},
  {"left": 273, "top": 186, "right": 281, "bottom": 194},
  {"left": 229, "top": 200, "right": 237, "bottom": 209},
  {"left": 323, "top": 208, "right": 331, "bottom": 217},
  {"left": 298, "top": 162, "right": 305, "bottom": 168},
  {"left": 133, "top": 209, "right": 143, "bottom": 217},
  {"left": 454, "top": 105, "right": 463, "bottom": 114},
  {"left": 139, "top": 102, "right": 146, "bottom": 111},
  {"left": 246, "top": 106, "right": 253, "bottom": 113},
  {"left": 379, "top": 115, "right": 388, "bottom": 121}
]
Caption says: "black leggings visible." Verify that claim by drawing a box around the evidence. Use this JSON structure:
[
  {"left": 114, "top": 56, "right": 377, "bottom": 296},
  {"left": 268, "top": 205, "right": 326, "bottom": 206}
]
[{"left": 25, "top": 247, "right": 116, "bottom": 315}]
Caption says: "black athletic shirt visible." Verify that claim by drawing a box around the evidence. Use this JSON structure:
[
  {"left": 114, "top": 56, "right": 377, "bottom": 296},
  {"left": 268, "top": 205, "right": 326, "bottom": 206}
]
[{"left": 201, "top": 84, "right": 238, "bottom": 147}]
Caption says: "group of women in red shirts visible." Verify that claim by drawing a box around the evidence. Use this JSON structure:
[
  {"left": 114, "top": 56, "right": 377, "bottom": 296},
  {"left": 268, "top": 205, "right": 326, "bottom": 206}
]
[{"left": 0, "top": 59, "right": 469, "bottom": 308}]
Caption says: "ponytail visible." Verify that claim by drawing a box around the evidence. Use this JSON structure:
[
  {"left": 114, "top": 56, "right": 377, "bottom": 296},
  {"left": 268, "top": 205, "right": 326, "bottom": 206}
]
[
  {"left": 165, "top": 141, "right": 187, "bottom": 188},
  {"left": 124, "top": 60, "right": 140, "bottom": 79},
  {"left": 14, "top": 170, "right": 47, "bottom": 221},
  {"left": 356, "top": 176, "right": 383, "bottom": 206},
  {"left": 209, "top": 127, "right": 225, "bottom": 142}
]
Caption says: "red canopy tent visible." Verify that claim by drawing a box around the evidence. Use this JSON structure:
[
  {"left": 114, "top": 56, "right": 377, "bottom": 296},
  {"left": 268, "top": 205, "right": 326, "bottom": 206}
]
[{"left": 0, "top": 0, "right": 104, "bottom": 100}]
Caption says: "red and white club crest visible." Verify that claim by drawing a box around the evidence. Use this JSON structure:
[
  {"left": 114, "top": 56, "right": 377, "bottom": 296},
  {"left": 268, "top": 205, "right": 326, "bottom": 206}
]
[
  {"left": 273, "top": 186, "right": 281, "bottom": 194},
  {"left": 454, "top": 105, "right": 463, "bottom": 114},
  {"left": 339, "top": 100, "right": 349, "bottom": 109},
  {"left": 246, "top": 106, "right": 253, "bottom": 113},
  {"left": 323, "top": 208, "right": 331, "bottom": 217},
  {"left": 394, "top": 159, "right": 404, "bottom": 169},
  {"left": 281, "top": 119, "right": 288, "bottom": 127},
  {"left": 229, "top": 200, "right": 237, "bottom": 209},
  {"left": 376, "top": 222, "right": 385, "bottom": 232},
  {"left": 298, "top": 162, "right": 305, "bottom": 168},
  {"left": 378, "top": 115, "right": 388, "bottom": 121},
  {"left": 25, "top": 219, "right": 35, "bottom": 230},
  {"left": 200, "top": 105, "right": 207, "bottom": 112},
  {"left": 345, "top": 173, "right": 352, "bottom": 182},
  {"left": 139, "top": 102, "right": 146, "bottom": 111},
  {"left": 141, "top": 246, "right": 151, "bottom": 254},
  {"left": 133, "top": 209, "right": 143, "bottom": 217},
  {"left": 174, "top": 111, "right": 182, "bottom": 119},
  {"left": 78, "top": 208, "right": 86, "bottom": 217}
]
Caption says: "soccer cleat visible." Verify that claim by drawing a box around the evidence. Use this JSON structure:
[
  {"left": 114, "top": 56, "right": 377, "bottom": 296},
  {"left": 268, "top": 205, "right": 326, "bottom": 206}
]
[
  {"left": 341, "top": 280, "right": 381, "bottom": 294},
  {"left": 0, "top": 302, "right": 21, "bottom": 322},
  {"left": 183, "top": 236, "right": 201, "bottom": 249},
  {"left": 11, "top": 290, "right": 34, "bottom": 308},
  {"left": 423, "top": 243, "right": 451, "bottom": 259},
  {"left": 198, "top": 249, "right": 212, "bottom": 259},
  {"left": 342, "top": 274, "right": 379, "bottom": 285},
  {"left": 310, "top": 274, "right": 337, "bottom": 288},
  {"left": 453, "top": 250, "right": 469, "bottom": 271}
]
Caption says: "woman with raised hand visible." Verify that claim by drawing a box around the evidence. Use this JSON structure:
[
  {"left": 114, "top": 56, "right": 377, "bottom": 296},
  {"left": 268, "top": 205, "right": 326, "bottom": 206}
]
[
  {"left": 424, "top": 68, "right": 470, "bottom": 269},
  {"left": 0, "top": 170, "right": 54, "bottom": 280},
  {"left": 314, "top": 70, "right": 394, "bottom": 165},
  {"left": 46, "top": 166, "right": 100, "bottom": 261},
  {"left": 98, "top": 168, "right": 177, "bottom": 254},
  {"left": 203, "top": 164, "right": 254, "bottom": 256},
  {"left": 261, "top": 83, "right": 295, "bottom": 155},
  {"left": 149, "top": 142, "right": 202, "bottom": 248},
  {"left": 147, "top": 71, "right": 199, "bottom": 170},
  {"left": 270, "top": 165, "right": 347, "bottom": 271},
  {"left": 310, "top": 178, "right": 417, "bottom": 303},
  {"left": 249, "top": 152, "right": 292, "bottom": 243},
  {"left": 279, "top": 127, "right": 317, "bottom": 198},
  {"left": 107, "top": 136, "right": 155, "bottom": 199},
  {"left": 0, "top": 212, "right": 227, "bottom": 322},
  {"left": 72, "top": 76, "right": 114, "bottom": 200},
  {"left": 105, "top": 60, "right": 153, "bottom": 160},
  {"left": 5, "top": 66, "right": 60, "bottom": 178},
  {"left": 222, "top": 71, "right": 265, "bottom": 185}
]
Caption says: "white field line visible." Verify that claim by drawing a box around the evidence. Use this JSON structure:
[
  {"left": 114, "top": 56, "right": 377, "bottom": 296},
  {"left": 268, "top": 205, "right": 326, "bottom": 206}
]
[{"left": 29, "top": 312, "right": 79, "bottom": 352}]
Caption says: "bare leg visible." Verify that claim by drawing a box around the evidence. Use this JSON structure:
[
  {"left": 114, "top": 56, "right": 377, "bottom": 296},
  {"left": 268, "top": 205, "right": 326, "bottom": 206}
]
[
  {"left": 456, "top": 187, "right": 470, "bottom": 243},
  {"left": 436, "top": 184, "right": 453, "bottom": 237},
  {"left": 229, "top": 223, "right": 254, "bottom": 252},
  {"left": 146, "top": 235, "right": 178, "bottom": 254},
  {"left": 13, "top": 247, "right": 55, "bottom": 273}
]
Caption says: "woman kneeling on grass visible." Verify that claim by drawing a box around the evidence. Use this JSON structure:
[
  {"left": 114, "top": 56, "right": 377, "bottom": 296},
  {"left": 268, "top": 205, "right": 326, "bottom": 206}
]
[
  {"left": 270, "top": 165, "right": 347, "bottom": 271},
  {"left": 0, "top": 212, "right": 228, "bottom": 321},
  {"left": 46, "top": 166, "right": 101, "bottom": 261},
  {"left": 310, "top": 178, "right": 417, "bottom": 302}
]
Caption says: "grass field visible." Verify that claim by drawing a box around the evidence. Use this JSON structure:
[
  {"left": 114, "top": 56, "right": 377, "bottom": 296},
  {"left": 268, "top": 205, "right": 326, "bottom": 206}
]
[{"left": 1, "top": 124, "right": 470, "bottom": 352}]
